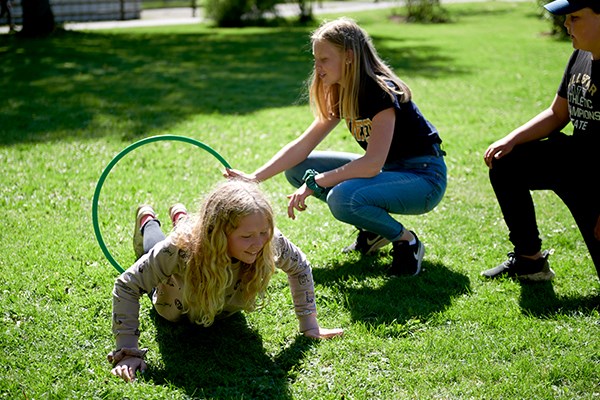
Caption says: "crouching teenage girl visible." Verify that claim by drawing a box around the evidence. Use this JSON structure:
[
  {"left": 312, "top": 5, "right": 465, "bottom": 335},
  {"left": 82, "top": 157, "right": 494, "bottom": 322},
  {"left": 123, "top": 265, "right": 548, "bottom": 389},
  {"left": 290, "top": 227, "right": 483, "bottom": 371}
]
[
  {"left": 108, "top": 179, "right": 343, "bottom": 382},
  {"left": 226, "top": 17, "right": 447, "bottom": 276}
]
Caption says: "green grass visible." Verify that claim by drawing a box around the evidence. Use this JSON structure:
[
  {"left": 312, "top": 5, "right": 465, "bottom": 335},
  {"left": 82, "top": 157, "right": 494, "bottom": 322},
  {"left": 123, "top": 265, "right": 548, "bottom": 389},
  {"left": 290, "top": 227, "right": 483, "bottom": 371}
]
[
  {"left": 142, "top": 1, "right": 199, "bottom": 10},
  {"left": 1, "top": 1, "right": 599, "bottom": 399}
]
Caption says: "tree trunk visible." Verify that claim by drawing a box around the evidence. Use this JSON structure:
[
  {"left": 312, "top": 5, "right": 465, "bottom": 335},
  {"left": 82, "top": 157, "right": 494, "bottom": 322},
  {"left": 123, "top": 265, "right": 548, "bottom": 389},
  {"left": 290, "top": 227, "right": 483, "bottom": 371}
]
[
  {"left": 19, "top": 0, "right": 55, "bottom": 37},
  {"left": 297, "top": 0, "right": 313, "bottom": 24}
]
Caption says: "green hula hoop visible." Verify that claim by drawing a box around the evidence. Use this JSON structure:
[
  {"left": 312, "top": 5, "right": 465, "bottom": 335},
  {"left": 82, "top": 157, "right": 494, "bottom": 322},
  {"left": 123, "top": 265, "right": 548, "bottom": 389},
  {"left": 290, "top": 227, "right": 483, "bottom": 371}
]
[{"left": 92, "top": 135, "right": 231, "bottom": 274}]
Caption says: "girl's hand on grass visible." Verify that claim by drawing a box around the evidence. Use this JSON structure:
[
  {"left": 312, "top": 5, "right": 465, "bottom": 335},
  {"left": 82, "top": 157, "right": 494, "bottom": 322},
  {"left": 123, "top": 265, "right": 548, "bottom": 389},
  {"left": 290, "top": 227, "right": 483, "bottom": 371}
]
[
  {"left": 111, "top": 356, "right": 147, "bottom": 383},
  {"left": 286, "top": 184, "right": 313, "bottom": 220},
  {"left": 303, "top": 327, "right": 344, "bottom": 339},
  {"left": 223, "top": 168, "right": 258, "bottom": 182}
]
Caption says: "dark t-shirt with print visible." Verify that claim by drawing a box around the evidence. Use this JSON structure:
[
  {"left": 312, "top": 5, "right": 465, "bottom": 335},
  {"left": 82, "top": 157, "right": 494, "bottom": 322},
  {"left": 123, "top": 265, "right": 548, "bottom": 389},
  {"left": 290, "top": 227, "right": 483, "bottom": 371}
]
[
  {"left": 558, "top": 49, "right": 600, "bottom": 142},
  {"left": 346, "top": 76, "right": 442, "bottom": 163}
]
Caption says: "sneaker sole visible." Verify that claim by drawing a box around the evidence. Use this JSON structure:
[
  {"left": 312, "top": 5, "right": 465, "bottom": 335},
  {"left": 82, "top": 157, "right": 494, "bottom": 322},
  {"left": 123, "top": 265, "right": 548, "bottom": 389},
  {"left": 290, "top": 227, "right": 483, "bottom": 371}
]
[{"left": 517, "top": 267, "right": 555, "bottom": 282}]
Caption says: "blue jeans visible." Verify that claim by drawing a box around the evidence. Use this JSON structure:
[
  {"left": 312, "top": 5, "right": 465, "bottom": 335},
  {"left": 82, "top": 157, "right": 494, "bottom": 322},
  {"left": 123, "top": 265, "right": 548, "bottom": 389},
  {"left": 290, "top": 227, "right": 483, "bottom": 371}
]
[{"left": 285, "top": 147, "right": 447, "bottom": 242}]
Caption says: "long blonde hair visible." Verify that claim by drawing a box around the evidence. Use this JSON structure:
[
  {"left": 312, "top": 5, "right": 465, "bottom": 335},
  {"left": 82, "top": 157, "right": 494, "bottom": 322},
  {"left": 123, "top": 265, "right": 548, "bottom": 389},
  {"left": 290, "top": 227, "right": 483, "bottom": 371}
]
[
  {"left": 309, "top": 17, "right": 412, "bottom": 122},
  {"left": 173, "top": 179, "right": 276, "bottom": 327}
]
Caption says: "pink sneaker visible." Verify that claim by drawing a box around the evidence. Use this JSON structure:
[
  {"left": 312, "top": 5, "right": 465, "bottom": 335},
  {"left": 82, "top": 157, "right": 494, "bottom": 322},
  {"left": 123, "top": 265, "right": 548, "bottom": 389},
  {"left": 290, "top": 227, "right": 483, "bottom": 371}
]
[
  {"left": 133, "top": 205, "right": 156, "bottom": 259},
  {"left": 168, "top": 203, "right": 188, "bottom": 227}
]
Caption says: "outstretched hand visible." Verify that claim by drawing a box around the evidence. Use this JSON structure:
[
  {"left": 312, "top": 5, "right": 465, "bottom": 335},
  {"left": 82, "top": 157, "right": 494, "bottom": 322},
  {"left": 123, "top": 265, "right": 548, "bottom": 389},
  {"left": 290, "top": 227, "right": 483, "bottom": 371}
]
[
  {"left": 287, "top": 184, "right": 314, "bottom": 220},
  {"left": 223, "top": 168, "right": 258, "bottom": 182},
  {"left": 302, "top": 326, "right": 344, "bottom": 339},
  {"left": 111, "top": 356, "right": 147, "bottom": 383}
]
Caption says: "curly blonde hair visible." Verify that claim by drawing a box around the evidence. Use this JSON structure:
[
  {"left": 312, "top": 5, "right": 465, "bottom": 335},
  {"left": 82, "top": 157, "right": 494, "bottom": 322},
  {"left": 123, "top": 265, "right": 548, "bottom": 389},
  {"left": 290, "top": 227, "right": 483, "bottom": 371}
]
[
  {"left": 308, "top": 17, "right": 412, "bottom": 122},
  {"left": 173, "top": 179, "right": 276, "bottom": 327}
]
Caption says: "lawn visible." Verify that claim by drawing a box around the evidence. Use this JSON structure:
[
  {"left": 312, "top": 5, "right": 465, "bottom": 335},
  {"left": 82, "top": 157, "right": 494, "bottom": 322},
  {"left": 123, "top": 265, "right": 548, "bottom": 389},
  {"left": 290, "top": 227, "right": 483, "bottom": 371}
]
[{"left": 1, "top": 1, "right": 599, "bottom": 399}]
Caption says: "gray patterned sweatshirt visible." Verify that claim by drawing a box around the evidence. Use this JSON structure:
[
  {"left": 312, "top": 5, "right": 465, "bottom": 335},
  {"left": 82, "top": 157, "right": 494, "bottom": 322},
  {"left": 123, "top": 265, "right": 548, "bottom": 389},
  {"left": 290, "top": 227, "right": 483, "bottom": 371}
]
[{"left": 112, "top": 229, "right": 319, "bottom": 350}]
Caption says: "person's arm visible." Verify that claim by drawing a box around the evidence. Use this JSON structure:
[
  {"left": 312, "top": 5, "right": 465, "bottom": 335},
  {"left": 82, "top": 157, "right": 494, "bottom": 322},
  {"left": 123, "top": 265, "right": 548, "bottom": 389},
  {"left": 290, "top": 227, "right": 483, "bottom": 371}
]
[
  {"left": 314, "top": 107, "right": 395, "bottom": 187},
  {"left": 273, "top": 229, "right": 343, "bottom": 339},
  {"left": 484, "top": 94, "right": 570, "bottom": 168},
  {"left": 225, "top": 117, "right": 339, "bottom": 182},
  {"left": 108, "top": 237, "right": 182, "bottom": 382},
  {"left": 287, "top": 107, "right": 395, "bottom": 219}
]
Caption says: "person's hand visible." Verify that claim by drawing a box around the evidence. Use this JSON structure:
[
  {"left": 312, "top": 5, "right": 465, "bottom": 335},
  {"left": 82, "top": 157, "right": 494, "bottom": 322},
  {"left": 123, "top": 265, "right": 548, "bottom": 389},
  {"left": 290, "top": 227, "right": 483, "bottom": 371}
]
[
  {"left": 303, "top": 326, "right": 344, "bottom": 339},
  {"left": 595, "top": 214, "right": 600, "bottom": 241},
  {"left": 483, "top": 137, "right": 515, "bottom": 169},
  {"left": 287, "top": 184, "right": 313, "bottom": 220},
  {"left": 223, "top": 168, "right": 258, "bottom": 182},
  {"left": 111, "top": 356, "right": 147, "bottom": 383}
]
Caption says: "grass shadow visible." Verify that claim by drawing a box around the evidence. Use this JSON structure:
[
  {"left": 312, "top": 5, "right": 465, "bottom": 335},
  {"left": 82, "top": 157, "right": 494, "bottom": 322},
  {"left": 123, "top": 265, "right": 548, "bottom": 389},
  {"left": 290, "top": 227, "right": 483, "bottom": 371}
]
[
  {"left": 147, "top": 309, "right": 316, "bottom": 399},
  {"left": 0, "top": 27, "right": 465, "bottom": 146},
  {"left": 371, "top": 34, "right": 471, "bottom": 78},
  {"left": 448, "top": 5, "right": 528, "bottom": 18},
  {"left": 313, "top": 257, "right": 471, "bottom": 330},
  {"left": 0, "top": 28, "right": 308, "bottom": 145},
  {"left": 519, "top": 282, "right": 600, "bottom": 318}
]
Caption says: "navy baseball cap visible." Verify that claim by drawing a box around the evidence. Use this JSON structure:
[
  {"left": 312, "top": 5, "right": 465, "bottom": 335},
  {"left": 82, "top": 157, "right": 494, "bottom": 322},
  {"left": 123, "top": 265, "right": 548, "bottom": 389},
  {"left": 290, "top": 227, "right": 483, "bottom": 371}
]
[{"left": 544, "top": 0, "right": 593, "bottom": 15}]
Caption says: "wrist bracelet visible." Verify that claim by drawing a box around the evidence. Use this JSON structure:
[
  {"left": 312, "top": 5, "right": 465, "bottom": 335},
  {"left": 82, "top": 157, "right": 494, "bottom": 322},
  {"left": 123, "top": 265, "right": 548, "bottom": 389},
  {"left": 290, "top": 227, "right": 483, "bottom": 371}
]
[{"left": 302, "top": 169, "right": 326, "bottom": 196}]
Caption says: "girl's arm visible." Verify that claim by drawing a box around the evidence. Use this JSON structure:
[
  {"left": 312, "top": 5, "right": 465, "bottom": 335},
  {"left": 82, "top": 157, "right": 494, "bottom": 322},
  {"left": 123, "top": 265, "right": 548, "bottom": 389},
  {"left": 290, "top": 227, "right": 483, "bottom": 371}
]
[
  {"left": 484, "top": 94, "right": 570, "bottom": 168},
  {"left": 109, "top": 237, "right": 183, "bottom": 381},
  {"left": 312, "top": 107, "right": 395, "bottom": 188},
  {"left": 273, "top": 230, "right": 343, "bottom": 339},
  {"left": 287, "top": 108, "right": 395, "bottom": 219},
  {"left": 226, "top": 117, "right": 339, "bottom": 182}
]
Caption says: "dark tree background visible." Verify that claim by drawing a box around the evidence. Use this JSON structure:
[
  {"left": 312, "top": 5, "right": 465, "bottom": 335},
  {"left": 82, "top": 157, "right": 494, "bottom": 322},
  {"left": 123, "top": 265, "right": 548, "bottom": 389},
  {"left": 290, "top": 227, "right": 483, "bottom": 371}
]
[{"left": 19, "top": 0, "right": 55, "bottom": 37}]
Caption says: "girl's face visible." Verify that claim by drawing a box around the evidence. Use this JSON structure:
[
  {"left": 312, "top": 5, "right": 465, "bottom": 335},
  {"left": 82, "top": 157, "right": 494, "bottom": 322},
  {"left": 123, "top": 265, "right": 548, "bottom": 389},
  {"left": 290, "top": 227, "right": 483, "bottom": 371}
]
[
  {"left": 227, "top": 212, "right": 271, "bottom": 264},
  {"left": 564, "top": 8, "right": 600, "bottom": 59},
  {"left": 313, "top": 39, "right": 347, "bottom": 86}
]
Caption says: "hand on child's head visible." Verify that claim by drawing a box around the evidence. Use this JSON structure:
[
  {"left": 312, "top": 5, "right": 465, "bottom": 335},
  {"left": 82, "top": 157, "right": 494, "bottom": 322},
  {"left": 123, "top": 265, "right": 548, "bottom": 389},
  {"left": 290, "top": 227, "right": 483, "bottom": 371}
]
[{"left": 223, "top": 168, "right": 258, "bottom": 183}]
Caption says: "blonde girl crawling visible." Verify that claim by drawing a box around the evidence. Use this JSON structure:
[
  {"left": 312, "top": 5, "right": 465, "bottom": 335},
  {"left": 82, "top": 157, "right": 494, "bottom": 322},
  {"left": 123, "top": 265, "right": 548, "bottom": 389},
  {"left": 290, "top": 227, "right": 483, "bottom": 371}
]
[{"left": 108, "top": 179, "right": 343, "bottom": 382}]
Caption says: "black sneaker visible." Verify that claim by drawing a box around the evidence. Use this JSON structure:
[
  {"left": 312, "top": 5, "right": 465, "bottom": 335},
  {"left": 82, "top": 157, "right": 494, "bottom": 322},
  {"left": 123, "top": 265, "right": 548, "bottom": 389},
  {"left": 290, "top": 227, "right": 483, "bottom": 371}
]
[
  {"left": 390, "top": 231, "right": 425, "bottom": 276},
  {"left": 342, "top": 230, "right": 390, "bottom": 255},
  {"left": 481, "top": 250, "right": 555, "bottom": 282}
]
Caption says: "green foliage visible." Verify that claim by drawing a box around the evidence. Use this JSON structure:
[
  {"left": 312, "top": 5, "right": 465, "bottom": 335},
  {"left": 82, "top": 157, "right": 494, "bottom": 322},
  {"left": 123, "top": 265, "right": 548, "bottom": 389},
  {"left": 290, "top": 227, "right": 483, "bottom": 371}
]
[
  {"left": 537, "top": 0, "right": 569, "bottom": 38},
  {"left": 1, "top": 2, "right": 599, "bottom": 398},
  {"left": 204, "top": 0, "right": 249, "bottom": 26},
  {"left": 405, "top": 0, "right": 450, "bottom": 23},
  {"left": 203, "top": 0, "right": 279, "bottom": 26}
]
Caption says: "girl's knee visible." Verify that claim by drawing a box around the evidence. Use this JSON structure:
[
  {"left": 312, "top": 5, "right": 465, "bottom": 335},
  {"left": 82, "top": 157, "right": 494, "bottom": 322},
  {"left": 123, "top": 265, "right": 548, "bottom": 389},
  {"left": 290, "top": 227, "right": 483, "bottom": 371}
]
[
  {"left": 489, "top": 158, "right": 514, "bottom": 183},
  {"left": 284, "top": 168, "right": 303, "bottom": 189},
  {"left": 326, "top": 185, "right": 356, "bottom": 221}
]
